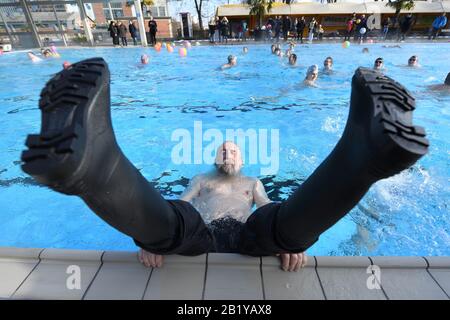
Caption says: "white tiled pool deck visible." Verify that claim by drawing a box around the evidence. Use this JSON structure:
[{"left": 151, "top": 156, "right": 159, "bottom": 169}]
[{"left": 0, "top": 247, "right": 449, "bottom": 300}]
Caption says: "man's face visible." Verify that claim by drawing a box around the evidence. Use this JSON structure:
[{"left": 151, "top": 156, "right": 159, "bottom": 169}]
[
  {"left": 374, "top": 59, "right": 383, "bottom": 69},
  {"left": 215, "top": 142, "right": 243, "bottom": 176},
  {"left": 324, "top": 58, "right": 332, "bottom": 69}
]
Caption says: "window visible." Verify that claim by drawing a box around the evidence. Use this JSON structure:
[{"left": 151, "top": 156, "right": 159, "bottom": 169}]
[{"left": 102, "top": 2, "right": 124, "bottom": 20}]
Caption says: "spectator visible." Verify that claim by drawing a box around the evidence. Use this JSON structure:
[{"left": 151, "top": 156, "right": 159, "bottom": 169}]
[
  {"left": 398, "top": 13, "right": 414, "bottom": 42},
  {"left": 129, "top": 20, "right": 138, "bottom": 45},
  {"left": 221, "top": 17, "right": 229, "bottom": 43},
  {"left": 108, "top": 21, "right": 119, "bottom": 46},
  {"left": 242, "top": 20, "right": 248, "bottom": 42},
  {"left": 148, "top": 16, "right": 158, "bottom": 46},
  {"left": 282, "top": 16, "right": 291, "bottom": 41},
  {"left": 345, "top": 17, "right": 354, "bottom": 41},
  {"left": 428, "top": 13, "right": 447, "bottom": 40},
  {"left": 317, "top": 24, "right": 324, "bottom": 41},
  {"left": 118, "top": 21, "right": 127, "bottom": 46},
  {"left": 381, "top": 17, "right": 390, "bottom": 40},
  {"left": 296, "top": 16, "right": 306, "bottom": 43},
  {"left": 308, "top": 17, "right": 317, "bottom": 43},
  {"left": 208, "top": 18, "right": 216, "bottom": 43}
]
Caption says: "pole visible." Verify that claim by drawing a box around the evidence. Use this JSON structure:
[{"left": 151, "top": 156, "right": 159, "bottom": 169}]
[
  {"left": 76, "top": 0, "right": 94, "bottom": 46},
  {"left": 134, "top": 0, "right": 148, "bottom": 46},
  {"left": 52, "top": 4, "right": 68, "bottom": 46},
  {"left": 20, "top": 0, "right": 42, "bottom": 48}
]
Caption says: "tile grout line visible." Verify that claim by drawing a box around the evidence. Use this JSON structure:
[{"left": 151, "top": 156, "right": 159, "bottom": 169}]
[
  {"left": 201, "top": 253, "right": 208, "bottom": 300},
  {"left": 259, "top": 257, "right": 266, "bottom": 300},
  {"left": 368, "top": 256, "right": 389, "bottom": 300},
  {"left": 422, "top": 256, "right": 450, "bottom": 300},
  {"left": 10, "top": 248, "right": 45, "bottom": 299},
  {"left": 81, "top": 251, "right": 105, "bottom": 300},
  {"left": 141, "top": 266, "right": 154, "bottom": 300},
  {"left": 313, "top": 256, "right": 327, "bottom": 301}
]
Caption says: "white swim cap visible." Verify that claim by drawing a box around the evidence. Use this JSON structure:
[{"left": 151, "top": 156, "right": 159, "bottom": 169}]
[{"left": 307, "top": 64, "right": 319, "bottom": 75}]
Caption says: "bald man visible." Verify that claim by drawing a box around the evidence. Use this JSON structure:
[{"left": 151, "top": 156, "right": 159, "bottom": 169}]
[
  {"left": 22, "top": 58, "right": 428, "bottom": 273},
  {"left": 138, "top": 141, "right": 306, "bottom": 271}
]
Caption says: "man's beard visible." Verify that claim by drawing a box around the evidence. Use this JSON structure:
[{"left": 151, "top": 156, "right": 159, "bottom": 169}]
[{"left": 215, "top": 163, "right": 239, "bottom": 176}]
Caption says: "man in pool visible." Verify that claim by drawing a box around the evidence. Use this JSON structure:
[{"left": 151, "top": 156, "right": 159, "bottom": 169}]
[
  {"left": 141, "top": 54, "right": 149, "bottom": 65},
  {"left": 221, "top": 55, "right": 237, "bottom": 70},
  {"left": 323, "top": 57, "right": 333, "bottom": 72},
  {"left": 304, "top": 64, "right": 319, "bottom": 86},
  {"left": 374, "top": 57, "right": 384, "bottom": 71},
  {"left": 138, "top": 141, "right": 306, "bottom": 271},
  {"left": 407, "top": 55, "right": 419, "bottom": 67},
  {"left": 288, "top": 53, "right": 297, "bottom": 66},
  {"left": 21, "top": 58, "right": 428, "bottom": 273}
]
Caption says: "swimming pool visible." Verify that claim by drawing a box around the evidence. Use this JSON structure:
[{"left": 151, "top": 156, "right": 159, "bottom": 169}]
[{"left": 0, "top": 43, "right": 449, "bottom": 256}]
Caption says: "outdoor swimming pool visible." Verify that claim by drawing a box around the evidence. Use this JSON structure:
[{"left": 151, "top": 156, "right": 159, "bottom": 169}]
[{"left": 0, "top": 43, "right": 449, "bottom": 256}]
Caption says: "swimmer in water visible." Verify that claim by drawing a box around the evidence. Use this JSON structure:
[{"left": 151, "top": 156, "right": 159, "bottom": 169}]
[
  {"left": 22, "top": 58, "right": 428, "bottom": 273},
  {"left": 62, "top": 61, "right": 71, "bottom": 70},
  {"left": 304, "top": 64, "right": 319, "bottom": 86},
  {"left": 27, "top": 51, "right": 42, "bottom": 62},
  {"left": 141, "top": 54, "right": 149, "bottom": 65},
  {"left": 41, "top": 48, "right": 53, "bottom": 58},
  {"left": 323, "top": 56, "right": 333, "bottom": 72},
  {"left": 374, "top": 57, "right": 384, "bottom": 71},
  {"left": 407, "top": 55, "right": 419, "bottom": 67},
  {"left": 243, "top": 47, "right": 248, "bottom": 54},
  {"left": 362, "top": 47, "right": 369, "bottom": 53},
  {"left": 288, "top": 53, "right": 297, "bottom": 66},
  {"left": 285, "top": 48, "right": 292, "bottom": 57},
  {"left": 271, "top": 44, "right": 276, "bottom": 54},
  {"left": 274, "top": 48, "right": 282, "bottom": 57},
  {"left": 221, "top": 54, "right": 237, "bottom": 70}
]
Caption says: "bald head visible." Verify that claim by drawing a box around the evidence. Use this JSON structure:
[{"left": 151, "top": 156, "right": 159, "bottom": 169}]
[{"left": 214, "top": 141, "right": 243, "bottom": 176}]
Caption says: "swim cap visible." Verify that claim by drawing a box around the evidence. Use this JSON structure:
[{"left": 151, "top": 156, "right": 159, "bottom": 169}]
[
  {"left": 307, "top": 64, "right": 319, "bottom": 75},
  {"left": 228, "top": 54, "right": 236, "bottom": 63}
]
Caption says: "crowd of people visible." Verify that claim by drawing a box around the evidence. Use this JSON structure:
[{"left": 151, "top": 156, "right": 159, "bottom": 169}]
[
  {"left": 208, "top": 12, "right": 447, "bottom": 44},
  {"left": 216, "top": 41, "right": 449, "bottom": 90},
  {"left": 107, "top": 17, "right": 158, "bottom": 47}
]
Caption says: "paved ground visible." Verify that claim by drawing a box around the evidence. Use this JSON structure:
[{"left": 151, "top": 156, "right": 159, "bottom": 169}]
[{"left": 0, "top": 247, "right": 449, "bottom": 300}]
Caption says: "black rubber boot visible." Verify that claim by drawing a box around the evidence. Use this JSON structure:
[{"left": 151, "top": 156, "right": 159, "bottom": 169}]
[
  {"left": 21, "top": 58, "right": 178, "bottom": 246},
  {"left": 276, "top": 67, "right": 429, "bottom": 251}
]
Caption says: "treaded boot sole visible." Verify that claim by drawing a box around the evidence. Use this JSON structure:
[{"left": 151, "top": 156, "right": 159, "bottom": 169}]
[
  {"left": 352, "top": 68, "right": 429, "bottom": 177},
  {"left": 21, "top": 57, "right": 109, "bottom": 193}
]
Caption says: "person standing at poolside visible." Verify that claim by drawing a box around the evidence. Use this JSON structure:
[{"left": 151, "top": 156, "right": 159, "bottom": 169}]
[
  {"left": 428, "top": 13, "right": 447, "bottom": 40},
  {"left": 118, "top": 21, "right": 128, "bottom": 47},
  {"left": 108, "top": 21, "right": 119, "bottom": 46},
  {"left": 398, "top": 13, "right": 414, "bottom": 42},
  {"left": 381, "top": 17, "right": 390, "bottom": 40},
  {"left": 129, "top": 20, "right": 138, "bottom": 46},
  {"left": 148, "top": 17, "right": 158, "bottom": 46},
  {"left": 282, "top": 16, "right": 291, "bottom": 41},
  {"left": 221, "top": 17, "right": 229, "bottom": 44},
  {"left": 274, "top": 16, "right": 282, "bottom": 42},
  {"left": 208, "top": 18, "right": 216, "bottom": 43},
  {"left": 296, "top": 17, "right": 306, "bottom": 43},
  {"left": 308, "top": 18, "right": 317, "bottom": 43},
  {"left": 241, "top": 20, "right": 248, "bottom": 42}
]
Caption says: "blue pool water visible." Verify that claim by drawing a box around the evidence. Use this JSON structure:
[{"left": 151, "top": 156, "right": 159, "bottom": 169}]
[{"left": 0, "top": 43, "right": 449, "bottom": 256}]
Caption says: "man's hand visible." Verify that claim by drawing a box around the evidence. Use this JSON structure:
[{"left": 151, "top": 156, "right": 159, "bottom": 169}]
[
  {"left": 138, "top": 248, "right": 164, "bottom": 268},
  {"left": 276, "top": 252, "right": 308, "bottom": 272}
]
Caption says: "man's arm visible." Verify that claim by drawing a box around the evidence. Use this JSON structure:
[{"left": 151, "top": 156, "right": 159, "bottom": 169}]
[
  {"left": 253, "top": 179, "right": 272, "bottom": 208},
  {"left": 179, "top": 175, "right": 202, "bottom": 202}
]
